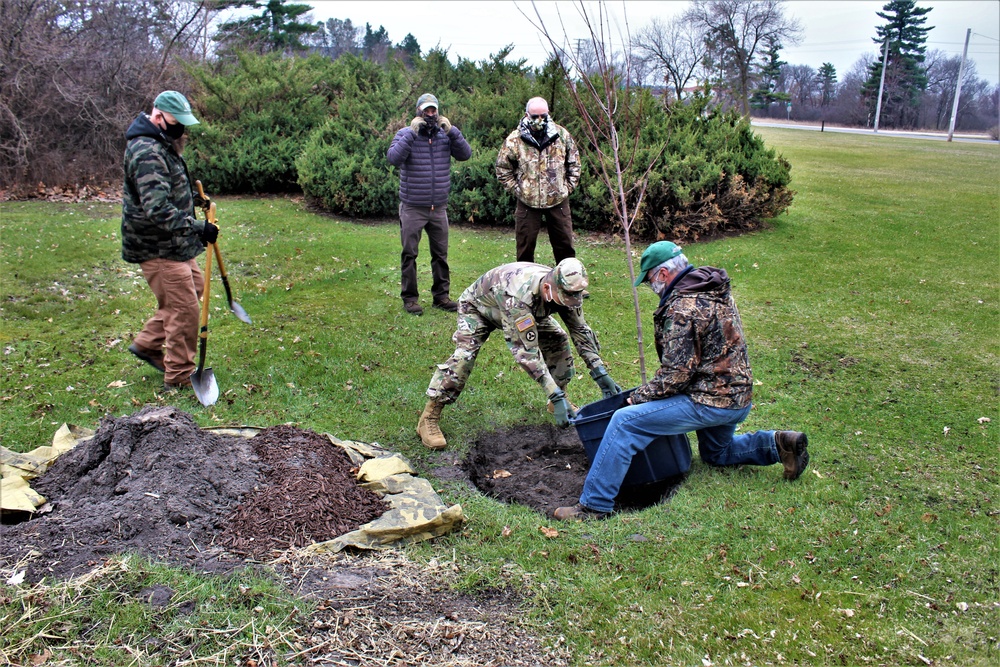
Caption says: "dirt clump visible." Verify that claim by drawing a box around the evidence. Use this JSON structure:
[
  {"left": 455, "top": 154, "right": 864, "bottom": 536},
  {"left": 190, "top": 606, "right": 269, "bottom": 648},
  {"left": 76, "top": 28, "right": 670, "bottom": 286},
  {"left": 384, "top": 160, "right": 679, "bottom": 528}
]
[
  {"left": 464, "top": 424, "right": 685, "bottom": 516},
  {"left": 0, "top": 407, "right": 386, "bottom": 582}
]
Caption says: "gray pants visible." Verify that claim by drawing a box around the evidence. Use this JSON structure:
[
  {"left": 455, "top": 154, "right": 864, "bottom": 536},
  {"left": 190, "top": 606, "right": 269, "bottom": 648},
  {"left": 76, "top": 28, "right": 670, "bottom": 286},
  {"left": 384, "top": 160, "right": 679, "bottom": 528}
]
[{"left": 399, "top": 203, "right": 450, "bottom": 303}]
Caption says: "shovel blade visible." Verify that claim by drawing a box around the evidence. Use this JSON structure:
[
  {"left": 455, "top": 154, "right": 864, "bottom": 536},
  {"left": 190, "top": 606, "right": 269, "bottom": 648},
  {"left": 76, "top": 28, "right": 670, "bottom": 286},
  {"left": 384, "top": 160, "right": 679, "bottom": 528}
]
[
  {"left": 191, "top": 367, "right": 219, "bottom": 407},
  {"left": 230, "top": 300, "right": 252, "bottom": 324}
]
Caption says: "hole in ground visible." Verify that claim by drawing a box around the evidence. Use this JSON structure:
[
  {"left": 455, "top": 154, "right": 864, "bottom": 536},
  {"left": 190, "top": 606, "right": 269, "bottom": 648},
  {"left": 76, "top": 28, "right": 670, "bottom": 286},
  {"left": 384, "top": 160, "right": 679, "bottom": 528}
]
[{"left": 463, "top": 424, "right": 685, "bottom": 518}]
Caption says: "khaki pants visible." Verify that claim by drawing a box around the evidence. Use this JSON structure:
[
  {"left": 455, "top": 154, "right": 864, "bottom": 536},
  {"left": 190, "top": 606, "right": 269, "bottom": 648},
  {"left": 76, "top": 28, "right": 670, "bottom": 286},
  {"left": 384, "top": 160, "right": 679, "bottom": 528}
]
[{"left": 134, "top": 257, "right": 204, "bottom": 384}]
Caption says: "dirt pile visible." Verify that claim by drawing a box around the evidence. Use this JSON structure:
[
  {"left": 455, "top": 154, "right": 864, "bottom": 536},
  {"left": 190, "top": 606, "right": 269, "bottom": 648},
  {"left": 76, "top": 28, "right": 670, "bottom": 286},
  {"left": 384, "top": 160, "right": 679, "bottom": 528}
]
[{"left": 0, "top": 408, "right": 386, "bottom": 582}]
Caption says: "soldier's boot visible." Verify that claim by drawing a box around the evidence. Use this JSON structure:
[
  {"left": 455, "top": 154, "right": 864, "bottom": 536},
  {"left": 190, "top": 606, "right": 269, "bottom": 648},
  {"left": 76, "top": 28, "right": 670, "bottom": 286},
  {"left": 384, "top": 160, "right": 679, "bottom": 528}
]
[{"left": 417, "top": 400, "right": 448, "bottom": 450}]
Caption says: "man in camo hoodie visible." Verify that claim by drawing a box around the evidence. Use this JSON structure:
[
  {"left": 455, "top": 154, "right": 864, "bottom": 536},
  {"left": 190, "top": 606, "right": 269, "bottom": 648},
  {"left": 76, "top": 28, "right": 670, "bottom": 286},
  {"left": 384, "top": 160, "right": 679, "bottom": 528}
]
[
  {"left": 496, "top": 97, "right": 581, "bottom": 264},
  {"left": 121, "top": 91, "right": 217, "bottom": 392}
]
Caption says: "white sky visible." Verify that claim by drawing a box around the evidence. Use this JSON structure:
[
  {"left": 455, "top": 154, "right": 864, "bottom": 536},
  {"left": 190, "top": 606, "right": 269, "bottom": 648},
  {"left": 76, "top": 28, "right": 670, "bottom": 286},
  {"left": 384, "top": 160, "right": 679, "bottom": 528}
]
[{"left": 303, "top": 0, "right": 1000, "bottom": 85}]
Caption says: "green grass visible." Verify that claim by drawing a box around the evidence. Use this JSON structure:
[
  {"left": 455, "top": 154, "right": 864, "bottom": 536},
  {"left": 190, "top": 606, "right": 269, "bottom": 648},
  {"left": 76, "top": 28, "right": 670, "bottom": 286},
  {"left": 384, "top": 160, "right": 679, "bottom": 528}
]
[{"left": 2, "top": 130, "right": 998, "bottom": 665}]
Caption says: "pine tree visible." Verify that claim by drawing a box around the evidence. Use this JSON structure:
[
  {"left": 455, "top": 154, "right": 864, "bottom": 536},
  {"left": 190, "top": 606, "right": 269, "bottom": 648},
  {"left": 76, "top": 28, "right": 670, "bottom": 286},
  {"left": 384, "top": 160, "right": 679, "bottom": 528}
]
[
  {"left": 817, "top": 63, "right": 837, "bottom": 107},
  {"left": 862, "top": 0, "right": 933, "bottom": 128},
  {"left": 215, "top": 0, "right": 319, "bottom": 55},
  {"left": 750, "top": 38, "right": 790, "bottom": 113}
]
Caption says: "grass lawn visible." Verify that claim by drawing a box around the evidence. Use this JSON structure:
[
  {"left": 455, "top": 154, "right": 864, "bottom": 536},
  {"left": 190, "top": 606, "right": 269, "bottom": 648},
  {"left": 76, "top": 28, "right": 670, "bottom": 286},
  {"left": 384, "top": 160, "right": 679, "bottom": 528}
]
[{"left": 1, "top": 128, "right": 997, "bottom": 665}]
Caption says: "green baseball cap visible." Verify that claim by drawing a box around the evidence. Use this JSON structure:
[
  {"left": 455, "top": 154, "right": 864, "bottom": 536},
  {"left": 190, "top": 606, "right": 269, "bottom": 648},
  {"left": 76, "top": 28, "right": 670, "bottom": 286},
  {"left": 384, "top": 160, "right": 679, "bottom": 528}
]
[
  {"left": 154, "top": 90, "right": 199, "bottom": 126},
  {"left": 633, "top": 241, "right": 683, "bottom": 287},
  {"left": 551, "top": 258, "right": 589, "bottom": 307}
]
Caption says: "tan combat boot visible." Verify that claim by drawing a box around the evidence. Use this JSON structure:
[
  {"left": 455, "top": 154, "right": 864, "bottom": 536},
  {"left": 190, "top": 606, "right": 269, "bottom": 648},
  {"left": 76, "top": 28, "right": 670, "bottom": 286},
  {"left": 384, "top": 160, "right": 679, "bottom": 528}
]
[{"left": 417, "top": 400, "right": 447, "bottom": 450}]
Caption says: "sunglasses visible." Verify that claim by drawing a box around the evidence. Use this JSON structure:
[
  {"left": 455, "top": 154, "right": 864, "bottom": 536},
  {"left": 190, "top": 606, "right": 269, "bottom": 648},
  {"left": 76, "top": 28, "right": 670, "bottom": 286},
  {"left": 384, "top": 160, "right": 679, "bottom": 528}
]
[{"left": 529, "top": 113, "right": 547, "bottom": 120}]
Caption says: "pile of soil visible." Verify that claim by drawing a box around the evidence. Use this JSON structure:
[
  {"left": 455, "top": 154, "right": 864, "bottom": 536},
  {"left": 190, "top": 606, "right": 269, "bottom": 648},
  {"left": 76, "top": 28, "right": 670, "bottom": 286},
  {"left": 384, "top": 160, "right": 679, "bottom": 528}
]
[
  {"left": 0, "top": 407, "right": 386, "bottom": 581},
  {"left": 463, "top": 424, "right": 685, "bottom": 516}
]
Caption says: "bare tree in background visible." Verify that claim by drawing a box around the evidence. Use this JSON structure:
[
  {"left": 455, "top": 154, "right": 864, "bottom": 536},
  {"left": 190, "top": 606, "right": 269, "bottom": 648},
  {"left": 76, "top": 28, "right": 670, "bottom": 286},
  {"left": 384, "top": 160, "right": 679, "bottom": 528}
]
[
  {"left": 521, "top": 0, "right": 668, "bottom": 382},
  {"left": 634, "top": 15, "right": 708, "bottom": 102},
  {"left": 686, "top": 0, "right": 802, "bottom": 115},
  {"left": 0, "top": 0, "right": 209, "bottom": 189}
]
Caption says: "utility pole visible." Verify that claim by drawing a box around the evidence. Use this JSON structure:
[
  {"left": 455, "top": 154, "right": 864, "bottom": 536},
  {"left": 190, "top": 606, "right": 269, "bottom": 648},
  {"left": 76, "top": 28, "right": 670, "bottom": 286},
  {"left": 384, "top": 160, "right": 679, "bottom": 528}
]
[
  {"left": 873, "top": 37, "right": 889, "bottom": 132},
  {"left": 947, "top": 28, "right": 971, "bottom": 142}
]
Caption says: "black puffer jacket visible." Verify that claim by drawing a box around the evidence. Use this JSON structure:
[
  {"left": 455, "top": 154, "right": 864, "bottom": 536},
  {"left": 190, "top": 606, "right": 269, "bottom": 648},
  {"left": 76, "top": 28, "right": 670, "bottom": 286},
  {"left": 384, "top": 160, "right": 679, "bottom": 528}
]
[{"left": 386, "top": 122, "right": 472, "bottom": 207}]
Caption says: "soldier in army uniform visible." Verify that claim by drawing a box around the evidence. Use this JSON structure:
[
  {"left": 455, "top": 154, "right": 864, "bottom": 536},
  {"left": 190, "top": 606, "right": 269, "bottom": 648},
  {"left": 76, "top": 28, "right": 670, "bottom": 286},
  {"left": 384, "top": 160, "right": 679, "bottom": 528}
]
[
  {"left": 496, "top": 97, "right": 581, "bottom": 264},
  {"left": 416, "top": 258, "right": 622, "bottom": 450},
  {"left": 121, "top": 91, "right": 218, "bottom": 392}
]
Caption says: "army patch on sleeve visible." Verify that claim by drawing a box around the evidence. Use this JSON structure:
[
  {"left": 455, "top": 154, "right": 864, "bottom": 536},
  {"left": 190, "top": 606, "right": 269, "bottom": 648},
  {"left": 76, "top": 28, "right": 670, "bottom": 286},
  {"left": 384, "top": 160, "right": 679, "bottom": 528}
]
[{"left": 515, "top": 315, "right": 536, "bottom": 332}]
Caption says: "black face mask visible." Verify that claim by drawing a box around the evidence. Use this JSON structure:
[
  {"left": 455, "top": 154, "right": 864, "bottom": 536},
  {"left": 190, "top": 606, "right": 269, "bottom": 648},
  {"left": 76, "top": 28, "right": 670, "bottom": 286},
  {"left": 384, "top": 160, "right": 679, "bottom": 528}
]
[
  {"left": 164, "top": 121, "right": 185, "bottom": 139},
  {"left": 423, "top": 114, "right": 438, "bottom": 131}
]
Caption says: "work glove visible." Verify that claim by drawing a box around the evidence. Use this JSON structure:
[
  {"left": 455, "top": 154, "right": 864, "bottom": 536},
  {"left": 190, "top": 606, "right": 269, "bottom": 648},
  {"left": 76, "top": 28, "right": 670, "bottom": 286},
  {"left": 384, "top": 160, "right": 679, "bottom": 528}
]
[
  {"left": 590, "top": 365, "right": 622, "bottom": 399},
  {"left": 409, "top": 116, "right": 427, "bottom": 134},
  {"left": 548, "top": 389, "right": 576, "bottom": 428},
  {"left": 200, "top": 221, "right": 219, "bottom": 245},
  {"left": 438, "top": 116, "right": 452, "bottom": 133}
]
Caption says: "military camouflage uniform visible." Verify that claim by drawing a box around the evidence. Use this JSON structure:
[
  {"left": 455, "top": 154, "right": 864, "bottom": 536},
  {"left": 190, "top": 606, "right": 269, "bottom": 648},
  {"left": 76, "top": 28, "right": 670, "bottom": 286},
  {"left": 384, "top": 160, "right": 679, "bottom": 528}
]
[
  {"left": 496, "top": 117, "right": 581, "bottom": 263},
  {"left": 121, "top": 112, "right": 208, "bottom": 384},
  {"left": 631, "top": 267, "right": 753, "bottom": 408},
  {"left": 427, "top": 262, "right": 605, "bottom": 404}
]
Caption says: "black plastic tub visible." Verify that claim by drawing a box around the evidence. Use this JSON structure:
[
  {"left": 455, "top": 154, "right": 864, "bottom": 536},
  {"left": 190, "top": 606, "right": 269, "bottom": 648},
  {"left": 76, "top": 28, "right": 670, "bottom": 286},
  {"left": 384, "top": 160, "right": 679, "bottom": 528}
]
[{"left": 572, "top": 389, "right": 692, "bottom": 487}]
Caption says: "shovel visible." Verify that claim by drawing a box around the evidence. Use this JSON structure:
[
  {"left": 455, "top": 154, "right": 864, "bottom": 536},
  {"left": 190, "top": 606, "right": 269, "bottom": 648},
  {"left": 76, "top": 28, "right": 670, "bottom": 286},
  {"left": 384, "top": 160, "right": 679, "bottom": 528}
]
[
  {"left": 191, "top": 211, "right": 220, "bottom": 407},
  {"left": 195, "top": 181, "right": 251, "bottom": 324}
]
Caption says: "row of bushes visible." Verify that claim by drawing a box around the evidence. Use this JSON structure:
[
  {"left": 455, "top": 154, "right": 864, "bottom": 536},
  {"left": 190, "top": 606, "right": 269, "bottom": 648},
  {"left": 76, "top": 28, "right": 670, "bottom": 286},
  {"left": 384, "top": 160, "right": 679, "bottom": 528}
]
[{"left": 185, "top": 50, "right": 793, "bottom": 241}]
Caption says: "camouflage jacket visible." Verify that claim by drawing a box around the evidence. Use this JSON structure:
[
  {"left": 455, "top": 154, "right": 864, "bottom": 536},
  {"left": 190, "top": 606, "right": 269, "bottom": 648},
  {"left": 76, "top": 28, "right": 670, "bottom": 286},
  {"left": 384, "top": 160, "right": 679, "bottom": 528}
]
[
  {"left": 495, "top": 117, "right": 580, "bottom": 209},
  {"left": 121, "top": 113, "right": 206, "bottom": 264},
  {"left": 631, "top": 266, "right": 753, "bottom": 409},
  {"left": 460, "top": 262, "right": 604, "bottom": 395}
]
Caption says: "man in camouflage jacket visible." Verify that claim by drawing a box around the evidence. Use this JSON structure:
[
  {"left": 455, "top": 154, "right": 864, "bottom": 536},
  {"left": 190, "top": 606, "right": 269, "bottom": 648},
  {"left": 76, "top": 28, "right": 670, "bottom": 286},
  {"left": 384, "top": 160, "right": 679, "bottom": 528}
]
[
  {"left": 416, "top": 258, "right": 621, "bottom": 450},
  {"left": 121, "top": 91, "right": 217, "bottom": 391},
  {"left": 554, "top": 242, "right": 811, "bottom": 521},
  {"left": 495, "top": 97, "right": 581, "bottom": 264}
]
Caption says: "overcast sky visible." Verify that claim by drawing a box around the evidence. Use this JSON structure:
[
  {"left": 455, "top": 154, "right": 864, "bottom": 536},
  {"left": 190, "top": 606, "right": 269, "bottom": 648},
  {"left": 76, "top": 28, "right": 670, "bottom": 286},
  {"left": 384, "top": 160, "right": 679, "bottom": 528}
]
[{"left": 303, "top": 1, "right": 1000, "bottom": 85}]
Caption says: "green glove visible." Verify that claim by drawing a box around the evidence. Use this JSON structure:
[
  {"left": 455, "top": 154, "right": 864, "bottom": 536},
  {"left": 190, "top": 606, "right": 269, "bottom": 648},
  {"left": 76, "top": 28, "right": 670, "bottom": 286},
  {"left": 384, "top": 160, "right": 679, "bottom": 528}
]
[
  {"left": 438, "top": 116, "right": 452, "bottom": 133},
  {"left": 548, "top": 389, "right": 575, "bottom": 428},
  {"left": 409, "top": 116, "right": 426, "bottom": 134},
  {"left": 590, "top": 365, "right": 622, "bottom": 399}
]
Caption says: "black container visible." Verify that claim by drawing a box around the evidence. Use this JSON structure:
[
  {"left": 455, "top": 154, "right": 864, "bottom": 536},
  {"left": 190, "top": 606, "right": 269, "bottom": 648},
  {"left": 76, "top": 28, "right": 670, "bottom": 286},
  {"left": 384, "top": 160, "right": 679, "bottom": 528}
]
[{"left": 572, "top": 389, "right": 692, "bottom": 487}]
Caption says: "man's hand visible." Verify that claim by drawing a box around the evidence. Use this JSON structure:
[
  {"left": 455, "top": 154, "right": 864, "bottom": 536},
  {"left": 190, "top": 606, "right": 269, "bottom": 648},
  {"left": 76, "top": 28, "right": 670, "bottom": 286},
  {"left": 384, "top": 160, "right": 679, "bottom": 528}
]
[
  {"left": 548, "top": 389, "right": 576, "bottom": 428},
  {"left": 438, "top": 116, "right": 452, "bottom": 133},
  {"left": 200, "top": 222, "right": 219, "bottom": 245},
  {"left": 590, "top": 365, "right": 622, "bottom": 399},
  {"left": 409, "top": 116, "right": 426, "bottom": 134}
]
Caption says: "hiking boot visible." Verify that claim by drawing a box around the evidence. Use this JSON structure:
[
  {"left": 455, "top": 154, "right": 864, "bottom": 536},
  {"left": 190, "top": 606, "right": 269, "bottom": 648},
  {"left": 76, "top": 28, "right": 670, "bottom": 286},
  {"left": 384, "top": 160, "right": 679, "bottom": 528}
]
[
  {"left": 403, "top": 300, "right": 423, "bottom": 316},
  {"left": 547, "top": 398, "right": 579, "bottom": 415},
  {"left": 162, "top": 377, "right": 193, "bottom": 394},
  {"left": 416, "top": 399, "right": 447, "bottom": 449},
  {"left": 433, "top": 297, "right": 459, "bottom": 312},
  {"left": 776, "top": 431, "right": 809, "bottom": 480},
  {"left": 128, "top": 343, "right": 165, "bottom": 373},
  {"left": 553, "top": 503, "right": 610, "bottom": 521}
]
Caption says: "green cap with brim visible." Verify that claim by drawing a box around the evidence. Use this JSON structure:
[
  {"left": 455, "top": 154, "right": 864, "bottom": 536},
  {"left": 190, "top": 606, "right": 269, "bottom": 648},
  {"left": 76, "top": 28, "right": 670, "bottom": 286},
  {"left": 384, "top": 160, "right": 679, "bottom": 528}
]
[
  {"left": 633, "top": 241, "right": 683, "bottom": 287},
  {"left": 154, "top": 90, "right": 199, "bottom": 126}
]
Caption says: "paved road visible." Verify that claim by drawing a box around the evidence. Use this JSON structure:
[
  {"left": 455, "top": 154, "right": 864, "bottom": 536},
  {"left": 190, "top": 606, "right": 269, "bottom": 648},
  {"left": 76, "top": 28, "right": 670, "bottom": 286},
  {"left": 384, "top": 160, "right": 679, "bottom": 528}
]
[{"left": 751, "top": 120, "right": 999, "bottom": 145}]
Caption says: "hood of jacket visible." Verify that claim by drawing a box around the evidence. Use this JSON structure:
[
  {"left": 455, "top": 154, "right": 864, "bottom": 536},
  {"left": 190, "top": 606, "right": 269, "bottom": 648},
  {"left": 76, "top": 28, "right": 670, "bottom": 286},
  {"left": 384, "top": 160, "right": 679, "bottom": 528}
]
[{"left": 126, "top": 113, "right": 173, "bottom": 145}]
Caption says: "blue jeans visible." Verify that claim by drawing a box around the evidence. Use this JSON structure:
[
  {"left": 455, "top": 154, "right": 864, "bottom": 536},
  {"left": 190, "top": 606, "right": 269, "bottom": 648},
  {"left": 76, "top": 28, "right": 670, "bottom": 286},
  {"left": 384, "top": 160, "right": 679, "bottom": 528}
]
[{"left": 579, "top": 395, "right": 778, "bottom": 513}]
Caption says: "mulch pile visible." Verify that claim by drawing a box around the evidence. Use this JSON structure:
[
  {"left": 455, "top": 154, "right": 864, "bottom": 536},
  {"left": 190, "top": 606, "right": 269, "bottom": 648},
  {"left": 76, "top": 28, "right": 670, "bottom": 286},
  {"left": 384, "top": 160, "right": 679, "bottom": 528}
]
[
  {"left": 0, "top": 407, "right": 387, "bottom": 582},
  {"left": 220, "top": 425, "right": 388, "bottom": 557}
]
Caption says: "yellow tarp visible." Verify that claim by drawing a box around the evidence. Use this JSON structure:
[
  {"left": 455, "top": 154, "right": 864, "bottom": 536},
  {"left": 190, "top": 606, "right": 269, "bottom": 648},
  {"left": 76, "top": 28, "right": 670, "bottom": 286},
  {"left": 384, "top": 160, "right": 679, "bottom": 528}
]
[
  {"left": 2, "top": 423, "right": 463, "bottom": 552},
  {"left": 1, "top": 424, "right": 94, "bottom": 512}
]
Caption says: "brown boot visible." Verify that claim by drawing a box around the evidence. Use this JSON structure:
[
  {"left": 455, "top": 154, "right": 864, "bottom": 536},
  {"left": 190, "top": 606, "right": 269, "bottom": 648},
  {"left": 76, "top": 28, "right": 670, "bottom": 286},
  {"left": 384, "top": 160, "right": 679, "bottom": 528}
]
[
  {"left": 417, "top": 400, "right": 447, "bottom": 449},
  {"left": 776, "top": 431, "right": 809, "bottom": 480}
]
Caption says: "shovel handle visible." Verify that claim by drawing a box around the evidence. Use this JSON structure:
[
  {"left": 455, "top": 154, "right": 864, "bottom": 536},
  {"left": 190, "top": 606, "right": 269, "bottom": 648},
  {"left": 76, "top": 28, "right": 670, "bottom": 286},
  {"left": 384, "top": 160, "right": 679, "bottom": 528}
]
[
  {"left": 199, "top": 241, "right": 213, "bottom": 340},
  {"left": 195, "top": 180, "right": 211, "bottom": 211}
]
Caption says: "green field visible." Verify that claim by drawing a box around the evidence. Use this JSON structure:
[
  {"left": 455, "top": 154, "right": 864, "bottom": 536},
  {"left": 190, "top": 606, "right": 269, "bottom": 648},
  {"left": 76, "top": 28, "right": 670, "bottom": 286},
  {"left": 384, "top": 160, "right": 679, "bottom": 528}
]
[{"left": 2, "top": 128, "right": 998, "bottom": 665}]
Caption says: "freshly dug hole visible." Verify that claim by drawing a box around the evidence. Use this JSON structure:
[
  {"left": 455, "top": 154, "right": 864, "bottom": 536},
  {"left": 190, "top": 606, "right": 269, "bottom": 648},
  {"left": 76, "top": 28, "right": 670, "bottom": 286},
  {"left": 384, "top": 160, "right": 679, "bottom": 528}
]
[{"left": 464, "top": 424, "right": 685, "bottom": 517}]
